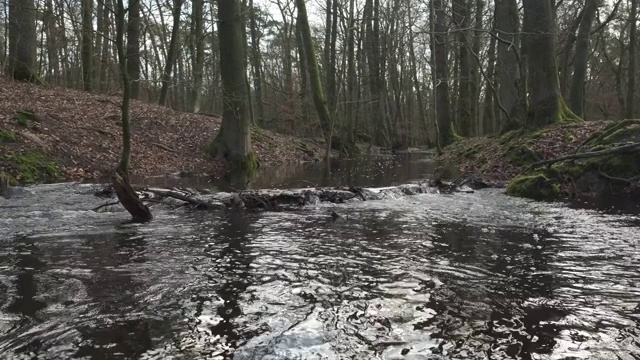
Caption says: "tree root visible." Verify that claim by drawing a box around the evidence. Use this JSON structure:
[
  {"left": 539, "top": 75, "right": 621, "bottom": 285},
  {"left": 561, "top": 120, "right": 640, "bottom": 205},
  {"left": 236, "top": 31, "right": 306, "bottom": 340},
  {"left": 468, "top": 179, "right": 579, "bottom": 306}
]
[
  {"left": 574, "top": 119, "right": 640, "bottom": 153},
  {"left": 528, "top": 142, "right": 640, "bottom": 169}
]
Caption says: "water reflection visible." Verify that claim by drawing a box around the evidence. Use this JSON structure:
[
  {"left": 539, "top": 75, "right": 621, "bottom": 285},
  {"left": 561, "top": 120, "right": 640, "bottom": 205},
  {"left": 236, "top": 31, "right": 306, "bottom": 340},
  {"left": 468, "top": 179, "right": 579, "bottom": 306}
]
[
  {"left": 208, "top": 211, "right": 256, "bottom": 355},
  {"left": 73, "top": 229, "right": 154, "bottom": 359},
  {"left": 122, "top": 152, "right": 438, "bottom": 191},
  {"left": 7, "top": 240, "right": 47, "bottom": 319}
]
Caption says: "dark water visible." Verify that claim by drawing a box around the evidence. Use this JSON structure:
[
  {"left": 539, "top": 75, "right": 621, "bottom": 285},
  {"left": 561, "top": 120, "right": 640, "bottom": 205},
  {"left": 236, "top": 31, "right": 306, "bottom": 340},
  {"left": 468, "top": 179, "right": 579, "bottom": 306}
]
[
  {"left": 1, "top": 155, "right": 639, "bottom": 359},
  {"left": 128, "top": 152, "right": 439, "bottom": 191}
]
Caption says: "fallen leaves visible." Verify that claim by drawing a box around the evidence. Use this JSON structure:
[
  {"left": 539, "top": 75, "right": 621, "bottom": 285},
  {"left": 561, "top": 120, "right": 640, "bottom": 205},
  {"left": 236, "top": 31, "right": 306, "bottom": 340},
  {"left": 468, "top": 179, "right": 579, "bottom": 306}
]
[{"left": 0, "top": 76, "right": 324, "bottom": 182}]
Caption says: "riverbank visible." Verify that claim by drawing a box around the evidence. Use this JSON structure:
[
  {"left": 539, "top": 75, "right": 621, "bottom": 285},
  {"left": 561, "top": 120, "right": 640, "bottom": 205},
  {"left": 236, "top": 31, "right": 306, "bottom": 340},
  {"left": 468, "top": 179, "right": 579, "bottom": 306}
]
[
  {"left": 0, "top": 76, "right": 324, "bottom": 185},
  {"left": 439, "top": 119, "right": 640, "bottom": 202}
]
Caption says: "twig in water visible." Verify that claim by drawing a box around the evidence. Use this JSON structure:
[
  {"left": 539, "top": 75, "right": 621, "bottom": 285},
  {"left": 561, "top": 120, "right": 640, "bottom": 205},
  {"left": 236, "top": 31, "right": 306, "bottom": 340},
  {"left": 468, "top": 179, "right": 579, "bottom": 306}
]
[{"left": 92, "top": 201, "right": 120, "bottom": 211}]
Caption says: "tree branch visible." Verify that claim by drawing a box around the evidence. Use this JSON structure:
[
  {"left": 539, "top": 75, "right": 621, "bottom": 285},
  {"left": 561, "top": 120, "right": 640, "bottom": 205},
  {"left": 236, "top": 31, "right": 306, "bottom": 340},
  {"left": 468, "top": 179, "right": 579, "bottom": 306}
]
[{"left": 528, "top": 142, "right": 640, "bottom": 169}]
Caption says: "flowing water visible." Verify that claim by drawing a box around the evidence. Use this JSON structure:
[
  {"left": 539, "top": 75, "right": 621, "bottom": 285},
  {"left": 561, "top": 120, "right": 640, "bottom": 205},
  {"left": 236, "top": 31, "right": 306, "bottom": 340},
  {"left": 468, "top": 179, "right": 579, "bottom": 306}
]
[{"left": 1, "top": 154, "right": 639, "bottom": 359}]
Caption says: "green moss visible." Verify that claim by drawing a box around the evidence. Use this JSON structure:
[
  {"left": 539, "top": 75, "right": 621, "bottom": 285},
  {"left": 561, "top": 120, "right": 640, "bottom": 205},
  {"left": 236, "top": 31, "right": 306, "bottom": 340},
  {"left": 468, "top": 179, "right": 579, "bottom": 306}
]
[
  {"left": 14, "top": 110, "right": 37, "bottom": 128},
  {"left": 599, "top": 154, "right": 640, "bottom": 178},
  {"left": 231, "top": 152, "right": 261, "bottom": 175},
  {"left": 0, "top": 129, "right": 18, "bottom": 143},
  {"left": 5, "top": 150, "right": 60, "bottom": 184},
  {"left": 558, "top": 98, "right": 583, "bottom": 123},
  {"left": 506, "top": 172, "right": 562, "bottom": 201}
]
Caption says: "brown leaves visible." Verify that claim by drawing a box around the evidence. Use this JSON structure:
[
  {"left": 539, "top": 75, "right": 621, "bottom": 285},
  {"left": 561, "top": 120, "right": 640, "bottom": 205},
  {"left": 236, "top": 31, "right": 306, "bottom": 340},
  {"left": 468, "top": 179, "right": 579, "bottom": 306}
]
[{"left": 0, "top": 76, "right": 323, "bottom": 182}]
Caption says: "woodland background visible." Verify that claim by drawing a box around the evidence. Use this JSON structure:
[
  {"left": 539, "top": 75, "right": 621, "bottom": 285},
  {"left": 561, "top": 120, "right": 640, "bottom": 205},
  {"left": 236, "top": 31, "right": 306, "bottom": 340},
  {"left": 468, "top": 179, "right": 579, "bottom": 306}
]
[{"left": 1, "top": 0, "right": 638, "bottom": 151}]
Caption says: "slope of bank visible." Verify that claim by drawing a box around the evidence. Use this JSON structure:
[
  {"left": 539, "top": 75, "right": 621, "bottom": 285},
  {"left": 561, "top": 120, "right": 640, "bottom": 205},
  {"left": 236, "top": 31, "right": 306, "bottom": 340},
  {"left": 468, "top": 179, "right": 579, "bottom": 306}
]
[
  {"left": 0, "top": 76, "right": 323, "bottom": 185},
  {"left": 439, "top": 120, "right": 640, "bottom": 202}
]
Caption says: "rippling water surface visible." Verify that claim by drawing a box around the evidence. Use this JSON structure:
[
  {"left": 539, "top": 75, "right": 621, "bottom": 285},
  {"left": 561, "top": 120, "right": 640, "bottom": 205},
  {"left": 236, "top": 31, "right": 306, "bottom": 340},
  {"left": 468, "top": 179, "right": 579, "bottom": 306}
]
[{"left": 1, "top": 175, "right": 639, "bottom": 359}]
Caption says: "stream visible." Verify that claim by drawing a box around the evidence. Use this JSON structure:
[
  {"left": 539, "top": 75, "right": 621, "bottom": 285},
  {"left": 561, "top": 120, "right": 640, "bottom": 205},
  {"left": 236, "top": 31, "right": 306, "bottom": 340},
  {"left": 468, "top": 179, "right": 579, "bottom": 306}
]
[{"left": 1, "top": 154, "right": 639, "bottom": 359}]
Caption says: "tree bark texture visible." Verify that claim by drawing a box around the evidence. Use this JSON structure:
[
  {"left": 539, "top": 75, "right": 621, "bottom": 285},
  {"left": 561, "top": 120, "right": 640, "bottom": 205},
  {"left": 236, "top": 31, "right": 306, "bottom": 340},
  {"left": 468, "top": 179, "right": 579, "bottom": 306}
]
[
  {"left": 568, "top": 0, "right": 597, "bottom": 118},
  {"left": 296, "top": 0, "right": 333, "bottom": 154},
  {"left": 127, "top": 0, "right": 141, "bottom": 99},
  {"left": 159, "top": 0, "right": 184, "bottom": 106},
  {"left": 432, "top": 0, "right": 453, "bottom": 147},
  {"left": 523, "top": 0, "right": 578, "bottom": 129},
  {"left": 8, "top": 0, "right": 38, "bottom": 82},
  {"left": 495, "top": 0, "right": 524, "bottom": 131},
  {"left": 210, "top": 0, "right": 256, "bottom": 171}
]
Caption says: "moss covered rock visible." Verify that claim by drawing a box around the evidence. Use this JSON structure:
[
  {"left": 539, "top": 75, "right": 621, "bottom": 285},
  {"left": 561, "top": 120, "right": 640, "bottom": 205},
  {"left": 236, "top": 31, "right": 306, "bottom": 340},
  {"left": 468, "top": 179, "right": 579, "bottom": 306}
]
[{"left": 506, "top": 172, "right": 561, "bottom": 201}]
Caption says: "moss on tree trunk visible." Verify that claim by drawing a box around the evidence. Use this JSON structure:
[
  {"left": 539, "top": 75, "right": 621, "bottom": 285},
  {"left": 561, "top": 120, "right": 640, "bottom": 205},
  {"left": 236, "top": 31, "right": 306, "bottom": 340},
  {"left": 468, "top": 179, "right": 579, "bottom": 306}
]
[{"left": 523, "top": 0, "right": 582, "bottom": 130}]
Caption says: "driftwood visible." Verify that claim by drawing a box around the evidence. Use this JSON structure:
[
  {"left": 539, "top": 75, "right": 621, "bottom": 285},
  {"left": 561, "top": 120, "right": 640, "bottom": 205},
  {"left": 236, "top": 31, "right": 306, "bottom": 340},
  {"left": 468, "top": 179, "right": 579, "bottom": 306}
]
[
  {"left": 528, "top": 142, "right": 640, "bottom": 170},
  {"left": 112, "top": 173, "right": 153, "bottom": 222},
  {"left": 120, "top": 180, "right": 479, "bottom": 212}
]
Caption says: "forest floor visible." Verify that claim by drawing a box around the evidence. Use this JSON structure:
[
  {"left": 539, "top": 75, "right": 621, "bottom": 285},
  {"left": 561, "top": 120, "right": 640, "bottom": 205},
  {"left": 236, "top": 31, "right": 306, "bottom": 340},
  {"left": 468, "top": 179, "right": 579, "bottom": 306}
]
[
  {"left": 438, "top": 120, "right": 611, "bottom": 187},
  {"left": 0, "top": 76, "right": 325, "bottom": 185}
]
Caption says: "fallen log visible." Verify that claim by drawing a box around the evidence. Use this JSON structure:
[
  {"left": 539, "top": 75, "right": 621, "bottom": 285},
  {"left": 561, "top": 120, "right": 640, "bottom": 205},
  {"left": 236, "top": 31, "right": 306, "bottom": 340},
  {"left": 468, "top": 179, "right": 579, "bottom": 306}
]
[{"left": 125, "top": 180, "right": 478, "bottom": 212}]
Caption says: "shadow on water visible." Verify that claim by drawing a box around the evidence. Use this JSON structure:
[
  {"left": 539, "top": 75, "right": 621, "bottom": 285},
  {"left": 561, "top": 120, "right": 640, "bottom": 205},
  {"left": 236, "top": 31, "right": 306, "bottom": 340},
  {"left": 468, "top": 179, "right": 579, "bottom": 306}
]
[
  {"left": 206, "top": 211, "right": 257, "bottom": 356},
  {"left": 7, "top": 238, "right": 47, "bottom": 319}
]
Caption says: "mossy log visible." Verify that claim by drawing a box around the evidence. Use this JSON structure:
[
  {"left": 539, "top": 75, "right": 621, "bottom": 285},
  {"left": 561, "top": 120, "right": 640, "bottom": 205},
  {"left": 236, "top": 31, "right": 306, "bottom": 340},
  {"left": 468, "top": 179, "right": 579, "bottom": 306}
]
[{"left": 111, "top": 173, "right": 153, "bottom": 222}]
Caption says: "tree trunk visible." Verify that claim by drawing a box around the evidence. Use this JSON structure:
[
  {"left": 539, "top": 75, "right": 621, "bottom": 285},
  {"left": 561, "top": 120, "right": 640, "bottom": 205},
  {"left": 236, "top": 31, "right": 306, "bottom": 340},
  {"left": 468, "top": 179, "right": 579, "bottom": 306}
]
[
  {"left": 113, "top": 0, "right": 152, "bottom": 223},
  {"left": 248, "top": 0, "right": 264, "bottom": 123},
  {"left": 296, "top": 0, "right": 333, "bottom": 157},
  {"left": 626, "top": 0, "right": 637, "bottom": 119},
  {"left": 127, "top": 0, "right": 141, "bottom": 99},
  {"left": 44, "top": 0, "right": 59, "bottom": 83},
  {"left": 81, "top": 0, "right": 93, "bottom": 91},
  {"left": 432, "top": 0, "right": 453, "bottom": 147},
  {"left": 344, "top": 0, "right": 358, "bottom": 152},
  {"left": 98, "top": 0, "right": 110, "bottom": 91},
  {"left": 453, "top": 0, "right": 471, "bottom": 137},
  {"left": 568, "top": 0, "right": 597, "bottom": 119},
  {"left": 495, "top": 0, "right": 524, "bottom": 131},
  {"left": 159, "top": 0, "right": 184, "bottom": 106},
  {"left": 208, "top": 0, "right": 257, "bottom": 172},
  {"left": 115, "top": 0, "right": 131, "bottom": 177},
  {"left": 470, "top": 0, "right": 484, "bottom": 136},
  {"left": 190, "top": 0, "right": 205, "bottom": 112},
  {"left": 482, "top": 24, "right": 498, "bottom": 135},
  {"left": 522, "top": 0, "right": 579, "bottom": 129},
  {"left": 7, "top": 0, "right": 38, "bottom": 82}
]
